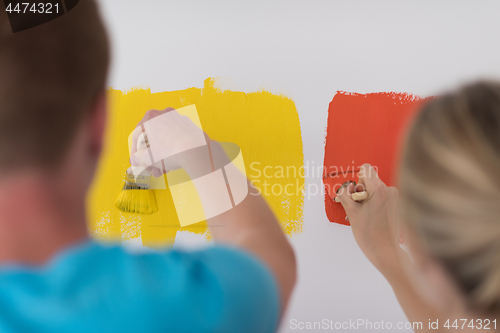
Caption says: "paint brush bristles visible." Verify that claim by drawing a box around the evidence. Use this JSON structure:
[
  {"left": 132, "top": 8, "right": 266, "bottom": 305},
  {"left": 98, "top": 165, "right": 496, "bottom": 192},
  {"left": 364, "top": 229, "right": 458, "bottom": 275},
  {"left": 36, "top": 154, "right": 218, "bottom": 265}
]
[
  {"left": 115, "top": 189, "right": 157, "bottom": 214},
  {"left": 115, "top": 172, "right": 158, "bottom": 214}
]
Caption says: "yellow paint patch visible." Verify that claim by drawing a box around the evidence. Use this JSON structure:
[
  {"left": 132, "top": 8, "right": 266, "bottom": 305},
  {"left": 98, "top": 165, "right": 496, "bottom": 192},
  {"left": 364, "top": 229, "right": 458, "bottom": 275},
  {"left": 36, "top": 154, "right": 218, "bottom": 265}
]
[{"left": 87, "top": 78, "right": 304, "bottom": 249}]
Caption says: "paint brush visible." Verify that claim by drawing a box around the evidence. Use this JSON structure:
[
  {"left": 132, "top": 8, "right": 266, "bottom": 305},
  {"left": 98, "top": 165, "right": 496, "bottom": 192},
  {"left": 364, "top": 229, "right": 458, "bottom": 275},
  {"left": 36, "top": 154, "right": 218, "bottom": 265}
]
[
  {"left": 351, "top": 191, "right": 368, "bottom": 201},
  {"left": 333, "top": 181, "right": 368, "bottom": 202},
  {"left": 115, "top": 131, "right": 158, "bottom": 214},
  {"left": 115, "top": 168, "right": 158, "bottom": 214}
]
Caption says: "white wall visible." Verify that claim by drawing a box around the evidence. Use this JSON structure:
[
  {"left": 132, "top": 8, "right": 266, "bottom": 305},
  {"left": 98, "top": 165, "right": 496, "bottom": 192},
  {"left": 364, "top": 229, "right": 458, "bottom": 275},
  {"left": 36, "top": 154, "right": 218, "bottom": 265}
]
[{"left": 97, "top": 1, "right": 500, "bottom": 331}]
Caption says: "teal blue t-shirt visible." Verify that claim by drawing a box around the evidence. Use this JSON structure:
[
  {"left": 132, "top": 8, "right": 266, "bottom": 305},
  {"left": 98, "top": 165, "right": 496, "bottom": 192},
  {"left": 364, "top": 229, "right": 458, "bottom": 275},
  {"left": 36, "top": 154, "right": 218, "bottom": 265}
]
[{"left": 0, "top": 242, "right": 280, "bottom": 333}]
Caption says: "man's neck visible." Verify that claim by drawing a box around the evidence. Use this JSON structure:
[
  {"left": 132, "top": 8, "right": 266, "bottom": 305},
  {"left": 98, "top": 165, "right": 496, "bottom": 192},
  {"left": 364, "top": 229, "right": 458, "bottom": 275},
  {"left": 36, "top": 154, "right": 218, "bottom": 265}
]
[{"left": 0, "top": 172, "right": 89, "bottom": 265}]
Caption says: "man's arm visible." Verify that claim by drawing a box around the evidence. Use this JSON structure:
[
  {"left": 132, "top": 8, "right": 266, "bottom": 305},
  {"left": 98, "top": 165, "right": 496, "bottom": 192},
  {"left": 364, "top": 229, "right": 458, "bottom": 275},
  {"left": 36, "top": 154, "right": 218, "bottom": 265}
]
[
  {"left": 131, "top": 109, "right": 296, "bottom": 314},
  {"left": 180, "top": 139, "right": 296, "bottom": 314}
]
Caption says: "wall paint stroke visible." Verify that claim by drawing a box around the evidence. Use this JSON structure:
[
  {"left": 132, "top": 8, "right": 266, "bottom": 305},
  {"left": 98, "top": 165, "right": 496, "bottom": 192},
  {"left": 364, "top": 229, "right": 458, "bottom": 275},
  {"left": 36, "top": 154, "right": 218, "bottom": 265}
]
[
  {"left": 323, "top": 91, "right": 425, "bottom": 225},
  {"left": 87, "top": 78, "right": 304, "bottom": 248}
]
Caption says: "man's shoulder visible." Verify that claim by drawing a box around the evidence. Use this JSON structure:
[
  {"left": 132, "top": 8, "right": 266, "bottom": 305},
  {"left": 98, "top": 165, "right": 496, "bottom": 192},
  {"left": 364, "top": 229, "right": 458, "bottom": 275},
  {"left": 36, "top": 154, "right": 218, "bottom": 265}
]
[{"left": 0, "top": 242, "right": 280, "bottom": 333}]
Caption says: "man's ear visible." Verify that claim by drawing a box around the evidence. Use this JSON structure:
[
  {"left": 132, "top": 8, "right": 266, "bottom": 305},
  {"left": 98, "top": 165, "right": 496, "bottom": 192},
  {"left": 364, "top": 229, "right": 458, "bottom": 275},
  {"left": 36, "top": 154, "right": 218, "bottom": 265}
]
[{"left": 88, "top": 91, "right": 107, "bottom": 157}]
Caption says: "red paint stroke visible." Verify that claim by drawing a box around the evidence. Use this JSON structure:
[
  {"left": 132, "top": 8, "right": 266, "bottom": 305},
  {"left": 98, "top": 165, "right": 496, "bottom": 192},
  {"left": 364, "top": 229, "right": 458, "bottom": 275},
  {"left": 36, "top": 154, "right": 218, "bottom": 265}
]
[{"left": 323, "top": 91, "right": 426, "bottom": 226}]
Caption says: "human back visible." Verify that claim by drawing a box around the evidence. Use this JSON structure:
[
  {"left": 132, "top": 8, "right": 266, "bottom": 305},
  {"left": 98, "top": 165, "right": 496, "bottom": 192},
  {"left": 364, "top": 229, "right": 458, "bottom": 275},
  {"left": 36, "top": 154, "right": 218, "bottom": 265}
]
[{"left": 0, "top": 1, "right": 296, "bottom": 332}]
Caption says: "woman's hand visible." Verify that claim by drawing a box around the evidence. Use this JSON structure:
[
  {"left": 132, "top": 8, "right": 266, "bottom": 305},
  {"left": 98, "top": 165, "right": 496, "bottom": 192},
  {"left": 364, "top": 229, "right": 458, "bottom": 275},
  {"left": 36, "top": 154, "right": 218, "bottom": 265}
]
[{"left": 336, "top": 163, "right": 402, "bottom": 278}]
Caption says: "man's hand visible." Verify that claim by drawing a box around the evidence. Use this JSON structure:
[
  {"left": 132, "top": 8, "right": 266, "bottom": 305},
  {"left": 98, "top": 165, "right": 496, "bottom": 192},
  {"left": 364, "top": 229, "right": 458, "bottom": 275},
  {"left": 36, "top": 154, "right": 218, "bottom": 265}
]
[
  {"left": 129, "top": 108, "right": 210, "bottom": 177},
  {"left": 336, "top": 163, "right": 401, "bottom": 277}
]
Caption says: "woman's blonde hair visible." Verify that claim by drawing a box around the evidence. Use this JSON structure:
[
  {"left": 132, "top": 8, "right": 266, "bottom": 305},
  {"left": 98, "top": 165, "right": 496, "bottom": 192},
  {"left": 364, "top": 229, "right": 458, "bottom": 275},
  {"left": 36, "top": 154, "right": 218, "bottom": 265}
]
[{"left": 399, "top": 81, "right": 500, "bottom": 312}]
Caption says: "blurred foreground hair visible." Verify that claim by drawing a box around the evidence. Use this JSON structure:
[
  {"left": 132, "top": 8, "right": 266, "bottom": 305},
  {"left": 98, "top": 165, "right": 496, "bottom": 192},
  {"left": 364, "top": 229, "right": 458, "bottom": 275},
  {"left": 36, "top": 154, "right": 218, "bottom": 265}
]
[
  {"left": 400, "top": 81, "right": 500, "bottom": 313},
  {"left": 0, "top": 0, "right": 109, "bottom": 170}
]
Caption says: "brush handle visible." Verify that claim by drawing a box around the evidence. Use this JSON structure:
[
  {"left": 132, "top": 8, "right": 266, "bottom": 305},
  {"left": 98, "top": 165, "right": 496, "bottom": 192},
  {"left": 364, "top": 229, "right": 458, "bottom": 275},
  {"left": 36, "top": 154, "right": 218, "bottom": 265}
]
[
  {"left": 135, "top": 131, "right": 164, "bottom": 175},
  {"left": 129, "top": 132, "right": 154, "bottom": 178},
  {"left": 126, "top": 166, "right": 152, "bottom": 178},
  {"left": 351, "top": 191, "right": 368, "bottom": 201},
  {"left": 137, "top": 132, "right": 148, "bottom": 151},
  {"left": 334, "top": 191, "right": 368, "bottom": 202}
]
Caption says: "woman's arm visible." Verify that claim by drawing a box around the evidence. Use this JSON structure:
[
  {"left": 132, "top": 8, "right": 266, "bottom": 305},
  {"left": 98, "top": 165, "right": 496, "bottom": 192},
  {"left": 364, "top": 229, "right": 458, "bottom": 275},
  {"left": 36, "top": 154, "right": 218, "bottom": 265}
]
[{"left": 336, "top": 164, "right": 441, "bottom": 331}]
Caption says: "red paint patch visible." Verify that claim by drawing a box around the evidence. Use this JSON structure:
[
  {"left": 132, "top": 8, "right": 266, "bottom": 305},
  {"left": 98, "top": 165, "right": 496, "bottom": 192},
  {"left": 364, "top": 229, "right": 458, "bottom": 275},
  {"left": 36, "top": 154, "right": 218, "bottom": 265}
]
[{"left": 323, "top": 92, "right": 425, "bottom": 225}]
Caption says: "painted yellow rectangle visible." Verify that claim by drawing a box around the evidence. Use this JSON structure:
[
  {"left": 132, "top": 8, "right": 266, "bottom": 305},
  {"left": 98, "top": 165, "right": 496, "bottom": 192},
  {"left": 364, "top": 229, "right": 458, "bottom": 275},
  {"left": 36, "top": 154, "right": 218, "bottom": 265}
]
[{"left": 87, "top": 78, "right": 304, "bottom": 249}]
